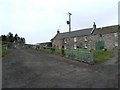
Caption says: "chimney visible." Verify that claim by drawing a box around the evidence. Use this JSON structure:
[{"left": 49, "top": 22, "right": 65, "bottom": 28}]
[
  {"left": 57, "top": 29, "right": 60, "bottom": 34},
  {"left": 93, "top": 22, "right": 96, "bottom": 29},
  {"left": 91, "top": 22, "right": 96, "bottom": 34}
]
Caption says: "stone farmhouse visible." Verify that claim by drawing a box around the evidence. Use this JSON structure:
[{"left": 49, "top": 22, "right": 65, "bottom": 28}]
[{"left": 51, "top": 23, "right": 118, "bottom": 50}]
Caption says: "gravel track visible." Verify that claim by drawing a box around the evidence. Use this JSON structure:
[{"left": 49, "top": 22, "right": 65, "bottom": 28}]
[{"left": 2, "top": 48, "right": 118, "bottom": 88}]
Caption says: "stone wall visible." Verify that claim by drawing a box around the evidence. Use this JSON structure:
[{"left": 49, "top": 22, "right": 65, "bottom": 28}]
[
  {"left": 52, "top": 39, "right": 64, "bottom": 49},
  {"left": 63, "top": 33, "right": 117, "bottom": 50},
  {"left": 102, "top": 33, "right": 116, "bottom": 50}
]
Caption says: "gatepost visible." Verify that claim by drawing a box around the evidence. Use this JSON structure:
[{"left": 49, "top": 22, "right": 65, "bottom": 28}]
[{"left": 90, "top": 49, "right": 94, "bottom": 65}]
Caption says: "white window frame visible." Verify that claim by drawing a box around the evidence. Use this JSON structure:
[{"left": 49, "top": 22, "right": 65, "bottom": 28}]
[
  {"left": 84, "top": 43, "right": 87, "bottom": 49},
  {"left": 114, "top": 33, "right": 118, "bottom": 37},
  {"left": 64, "top": 39, "right": 67, "bottom": 43},
  {"left": 84, "top": 37, "right": 87, "bottom": 41},
  {"left": 115, "top": 42, "right": 118, "bottom": 47},
  {"left": 74, "top": 37, "right": 77, "bottom": 42},
  {"left": 64, "top": 45, "right": 66, "bottom": 50},
  {"left": 74, "top": 44, "right": 77, "bottom": 49}
]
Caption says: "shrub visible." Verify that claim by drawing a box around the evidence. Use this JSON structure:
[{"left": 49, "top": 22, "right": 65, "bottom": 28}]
[{"left": 51, "top": 48, "right": 55, "bottom": 53}]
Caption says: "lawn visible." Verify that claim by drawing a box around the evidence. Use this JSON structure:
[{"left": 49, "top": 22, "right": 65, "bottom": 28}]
[{"left": 93, "top": 50, "right": 114, "bottom": 63}]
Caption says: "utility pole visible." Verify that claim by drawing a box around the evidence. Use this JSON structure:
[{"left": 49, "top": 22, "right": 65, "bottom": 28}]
[
  {"left": 67, "top": 12, "right": 72, "bottom": 32},
  {"left": 69, "top": 12, "right": 72, "bottom": 32},
  {"left": 66, "top": 12, "right": 72, "bottom": 55}
]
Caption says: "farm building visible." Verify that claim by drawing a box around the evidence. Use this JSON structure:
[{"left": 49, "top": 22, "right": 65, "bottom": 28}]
[
  {"left": 38, "top": 42, "right": 52, "bottom": 48},
  {"left": 51, "top": 24, "right": 118, "bottom": 50}
]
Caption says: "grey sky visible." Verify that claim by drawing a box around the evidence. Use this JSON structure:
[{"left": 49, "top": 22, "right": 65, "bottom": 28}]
[{"left": 0, "top": 0, "right": 119, "bottom": 44}]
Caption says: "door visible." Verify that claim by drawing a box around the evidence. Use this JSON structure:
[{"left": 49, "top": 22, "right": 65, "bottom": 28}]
[{"left": 95, "top": 40, "right": 104, "bottom": 50}]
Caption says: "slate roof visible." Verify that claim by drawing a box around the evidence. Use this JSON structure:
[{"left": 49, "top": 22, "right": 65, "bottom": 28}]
[
  {"left": 93, "top": 25, "right": 118, "bottom": 35},
  {"left": 51, "top": 25, "right": 118, "bottom": 40},
  {"left": 52, "top": 28, "right": 92, "bottom": 40}
]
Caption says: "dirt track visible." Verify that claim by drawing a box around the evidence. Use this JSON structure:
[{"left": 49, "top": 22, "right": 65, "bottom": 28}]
[{"left": 2, "top": 48, "right": 118, "bottom": 88}]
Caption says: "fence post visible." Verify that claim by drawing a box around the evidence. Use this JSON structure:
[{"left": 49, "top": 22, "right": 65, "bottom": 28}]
[
  {"left": 90, "top": 49, "right": 94, "bottom": 65},
  {"left": 61, "top": 46, "right": 65, "bottom": 57}
]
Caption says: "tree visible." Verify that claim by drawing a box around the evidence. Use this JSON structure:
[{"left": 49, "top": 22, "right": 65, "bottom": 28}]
[
  {"left": 7, "top": 32, "right": 14, "bottom": 42},
  {"left": 22, "top": 38, "right": 25, "bottom": 44},
  {"left": 20, "top": 37, "right": 25, "bottom": 44},
  {"left": 1, "top": 35, "right": 7, "bottom": 42},
  {"left": 14, "top": 34, "right": 18, "bottom": 42},
  {"left": 0, "top": 32, "right": 26, "bottom": 44}
]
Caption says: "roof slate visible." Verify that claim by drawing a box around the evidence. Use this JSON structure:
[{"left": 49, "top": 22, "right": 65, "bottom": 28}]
[
  {"left": 52, "top": 25, "right": 118, "bottom": 40},
  {"left": 93, "top": 25, "right": 118, "bottom": 35},
  {"left": 52, "top": 28, "right": 92, "bottom": 40}
]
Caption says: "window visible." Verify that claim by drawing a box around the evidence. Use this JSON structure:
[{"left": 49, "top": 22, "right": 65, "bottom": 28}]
[
  {"left": 74, "top": 44, "right": 77, "bottom": 49},
  {"left": 64, "top": 45, "right": 67, "bottom": 50},
  {"left": 114, "top": 33, "right": 118, "bottom": 37},
  {"left": 84, "top": 43, "right": 87, "bottom": 49},
  {"left": 74, "top": 37, "right": 77, "bottom": 42},
  {"left": 115, "top": 42, "right": 118, "bottom": 46},
  {"left": 84, "top": 37, "right": 87, "bottom": 41},
  {"left": 64, "top": 39, "right": 67, "bottom": 43}
]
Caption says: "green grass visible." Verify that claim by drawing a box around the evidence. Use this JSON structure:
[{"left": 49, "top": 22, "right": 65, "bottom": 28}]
[
  {"left": 40, "top": 47, "right": 114, "bottom": 64},
  {"left": 52, "top": 49, "right": 114, "bottom": 64},
  {"left": 0, "top": 46, "right": 8, "bottom": 57},
  {"left": 41, "top": 47, "right": 62, "bottom": 55},
  {"left": 94, "top": 50, "right": 114, "bottom": 63}
]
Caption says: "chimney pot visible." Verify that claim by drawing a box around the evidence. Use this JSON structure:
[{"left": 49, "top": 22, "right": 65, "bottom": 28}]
[
  {"left": 57, "top": 29, "right": 60, "bottom": 34},
  {"left": 93, "top": 22, "right": 96, "bottom": 29},
  {"left": 91, "top": 22, "right": 96, "bottom": 34}
]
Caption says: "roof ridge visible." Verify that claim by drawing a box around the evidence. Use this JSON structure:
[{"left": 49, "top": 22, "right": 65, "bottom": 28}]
[
  {"left": 96, "top": 24, "right": 118, "bottom": 29},
  {"left": 59, "top": 27, "right": 92, "bottom": 34}
]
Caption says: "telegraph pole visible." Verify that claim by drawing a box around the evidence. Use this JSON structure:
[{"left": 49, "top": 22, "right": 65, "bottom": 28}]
[
  {"left": 69, "top": 12, "right": 72, "bottom": 32},
  {"left": 67, "top": 12, "right": 72, "bottom": 32},
  {"left": 66, "top": 12, "right": 72, "bottom": 55}
]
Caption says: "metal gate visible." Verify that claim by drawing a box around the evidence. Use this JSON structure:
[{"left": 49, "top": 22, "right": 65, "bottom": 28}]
[{"left": 64, "top": 49, "right": 94, "bottom": 64}]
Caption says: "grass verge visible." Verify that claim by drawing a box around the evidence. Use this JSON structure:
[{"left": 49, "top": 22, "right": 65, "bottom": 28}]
[
  {"left": 94, "top": 50, "right": 114, "bottom": 64},
  {"left": 0, "top": 47, "right": 8, "bottom": 57},
  {"left": 38, "top": 47, "right": 114, "bottom": 64}
]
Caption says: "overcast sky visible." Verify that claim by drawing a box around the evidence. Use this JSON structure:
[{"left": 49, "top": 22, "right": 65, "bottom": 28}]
[{"left": 0, "top": 0, "right": 119, "bottom": 44}]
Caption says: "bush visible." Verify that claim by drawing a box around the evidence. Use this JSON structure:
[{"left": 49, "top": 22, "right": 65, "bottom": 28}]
[{"left": 51, "top": 48, "right": 55, "bottom": 53}]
